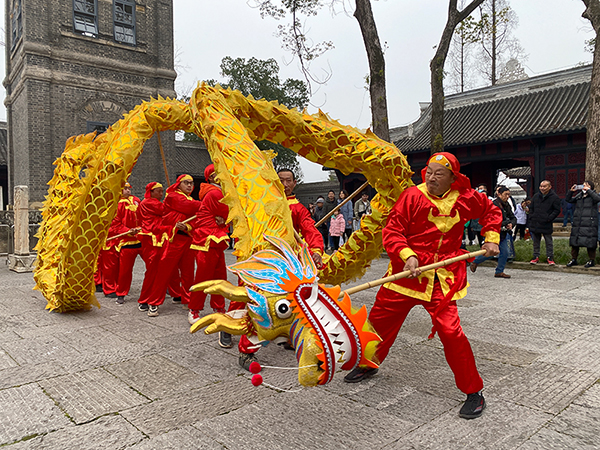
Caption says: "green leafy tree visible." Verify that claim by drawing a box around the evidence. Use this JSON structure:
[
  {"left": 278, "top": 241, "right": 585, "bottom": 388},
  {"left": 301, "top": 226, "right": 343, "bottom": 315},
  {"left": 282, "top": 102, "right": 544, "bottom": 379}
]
[{"left": 184, "top": 57, "right": 309, "bottom": 181}]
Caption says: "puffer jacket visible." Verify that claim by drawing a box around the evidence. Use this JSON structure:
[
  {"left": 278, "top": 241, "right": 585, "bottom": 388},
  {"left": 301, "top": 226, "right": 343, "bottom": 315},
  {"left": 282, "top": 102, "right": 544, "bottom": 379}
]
[
  {"left": 527, "top": 189, "right": 561, "bottom": 234},
  {"left": 567, "top": 189, "right": 600, "bottom": 248}
]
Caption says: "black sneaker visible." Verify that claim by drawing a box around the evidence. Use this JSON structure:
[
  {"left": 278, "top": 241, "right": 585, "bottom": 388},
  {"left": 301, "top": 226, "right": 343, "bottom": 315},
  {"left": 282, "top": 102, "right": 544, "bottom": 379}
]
[
  {"left": 459, "top": 392, "right": 486, "bottom": 419},
  {"left": 171, "top": 296, "right": 182, "bottom": 304},
  {"left": 278, "top": 341, "right": 295, "bottom": 351},
  {"left": 239, "top": 352, "right": 258, "bottom": 371},
  {"left": 584, "top": 260, "right": 595, "bottom": 268},
  {"left": 218, "top": 332, "right": 233, "bottom": 348},
  {"left": 566, "top": 259, "right": 578, "bottom": 267},
  {"left": 147, "top": 305, "right": 159, "bottom": 317},
  {"left": 116, "top": 296, "right": 125, "bottom": 305},
  {"left": 95, "top": 284, "right": 103, "bottom": 293},
  {"left": 138, "top": 303, "right": 149, "bottom": 312},
  {"left": 105, "top": 292, "right": 117, "bottom": 298},
  {"left": 343, "top": 366, "right": 379, "bottom": 383}
]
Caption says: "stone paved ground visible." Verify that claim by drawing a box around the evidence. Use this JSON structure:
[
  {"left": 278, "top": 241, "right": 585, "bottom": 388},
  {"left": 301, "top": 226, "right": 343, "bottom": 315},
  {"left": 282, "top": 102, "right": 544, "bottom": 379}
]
[{"left": 0, "top": 253, "right": 599, "bottom": 449}]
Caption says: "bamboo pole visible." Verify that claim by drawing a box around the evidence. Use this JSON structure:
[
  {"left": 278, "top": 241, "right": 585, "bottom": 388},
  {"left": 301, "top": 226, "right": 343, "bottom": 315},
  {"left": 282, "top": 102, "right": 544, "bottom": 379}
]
[
  {"left": 106, "top": 215, "right": 197, "bottom": 242},
  {"left": 315, "top": 180, "right": 370, "bottom": 228},
  {"left": 157, "top": 131, "right": 171, "bottom": 186},
  {"left": 339, "top": 249, "right": 486, "bottom": 298}
]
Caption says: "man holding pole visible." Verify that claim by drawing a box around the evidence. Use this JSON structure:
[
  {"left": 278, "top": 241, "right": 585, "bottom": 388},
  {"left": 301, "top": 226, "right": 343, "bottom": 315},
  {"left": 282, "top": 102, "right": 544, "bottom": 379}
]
[
  {"left": 146, "top": 175, "right": 201, "bottom": 317},
  {"left": 344, "top": 152, "right": 502, "bottom": 420}
]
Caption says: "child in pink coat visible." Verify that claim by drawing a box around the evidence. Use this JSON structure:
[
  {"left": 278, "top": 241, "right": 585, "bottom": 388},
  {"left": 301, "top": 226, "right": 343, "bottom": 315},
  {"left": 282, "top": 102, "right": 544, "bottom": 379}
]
[{"left": 329, "top": 210, "right": 346, "bottom": 251}]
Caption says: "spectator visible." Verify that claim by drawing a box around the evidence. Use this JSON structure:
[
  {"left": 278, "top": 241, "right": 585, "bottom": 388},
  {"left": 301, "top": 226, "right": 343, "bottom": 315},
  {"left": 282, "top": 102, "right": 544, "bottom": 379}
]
[
  {"left": 470, "top": 186, "right": 516, "bottom": 278},
  {"left": 562, "top": 197, "right": 574, "bottom": 227},
  {"left": 353, "top": 192, "right": 372, "bottom": 230},
  {"left": 514, "top": 198, "right": 530, "bottom": 240},
  {"left": 338, "top": 189, "right": 354, "bottom": 243},
  {"left": 324, "top": 190, "right": 337, "bottom": 250},
  {"left": 470, "top": 185, "right": 489, "bottom": 246},
  {"left": 329, "top": 210, "right": 346, "bottom": 251},
  {"left": 313, "top": 197, "right": 328, "bottom": 250},
  {"left": 528, "top": 180, "right": 561, "bottom": 265},
  {"left": 565, "top": 181, "right": 600, "bottom": 268}
]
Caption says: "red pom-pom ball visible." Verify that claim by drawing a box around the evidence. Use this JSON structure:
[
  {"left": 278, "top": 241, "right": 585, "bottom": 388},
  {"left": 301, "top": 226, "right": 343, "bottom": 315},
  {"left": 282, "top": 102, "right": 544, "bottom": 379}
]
[
  {"left": 249, "top": 361, "right": 262, "bottom": 374},
  {"left": 251, "top": 374, "right": 263, "bottom": 386}
]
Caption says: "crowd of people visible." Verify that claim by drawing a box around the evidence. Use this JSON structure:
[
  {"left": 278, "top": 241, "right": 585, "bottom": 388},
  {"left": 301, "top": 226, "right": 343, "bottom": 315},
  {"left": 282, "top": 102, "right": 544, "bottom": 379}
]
[
  {"left": 468, "top": 179, "right": 600, "bottom": 275},
  {"left": 308, "top": 189, "right": 371, "bottom": 253},
  {"left": 92, "top": 155, "right": 600, "bottom": 422}
]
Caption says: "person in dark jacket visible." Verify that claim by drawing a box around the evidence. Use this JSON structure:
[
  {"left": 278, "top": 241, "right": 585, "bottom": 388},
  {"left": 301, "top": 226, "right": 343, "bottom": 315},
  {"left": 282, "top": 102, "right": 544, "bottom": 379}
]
[
  {"left": 565, "top": 181, "right": 600, "bottom": 268},
  {"left": 527, "top": 180, "right": 561, "bottom": 265},
  {"left": 470, "top": 186, "right": 516, "bottom": 278}
]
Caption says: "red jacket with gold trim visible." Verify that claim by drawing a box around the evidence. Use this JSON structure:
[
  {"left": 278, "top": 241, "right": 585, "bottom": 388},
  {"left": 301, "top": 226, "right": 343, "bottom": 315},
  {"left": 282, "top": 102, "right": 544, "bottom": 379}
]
[
  {"left": 191, "top": 185, "right": 230, "bottom": 251},
  {"left": 382, "top": 184, "right": 501, "bottom": 302},
  {"left": 105, "top": 196, "right": 141, "bottom": 251},
  {"left": 137, "top": 198, "right": 170, "bottom": 247},
  {"left": 288, "top": 195, "right": 324, "bottom": 255},
  {"left": 162, "top": 189, "right": 202, "bottom": 239}
]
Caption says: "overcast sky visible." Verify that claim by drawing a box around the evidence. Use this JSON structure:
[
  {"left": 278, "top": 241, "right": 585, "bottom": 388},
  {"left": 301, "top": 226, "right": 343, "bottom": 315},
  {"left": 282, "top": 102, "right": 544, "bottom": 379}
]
[{"left": 0, "top": 1, "right": 594, "bottom": 181}]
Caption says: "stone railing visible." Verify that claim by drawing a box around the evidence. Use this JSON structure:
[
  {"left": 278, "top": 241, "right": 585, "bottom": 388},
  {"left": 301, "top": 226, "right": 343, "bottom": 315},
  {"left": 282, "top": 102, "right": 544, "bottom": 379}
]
[{"left": 0, "top": 210, "right": 42, "bottom": 255}]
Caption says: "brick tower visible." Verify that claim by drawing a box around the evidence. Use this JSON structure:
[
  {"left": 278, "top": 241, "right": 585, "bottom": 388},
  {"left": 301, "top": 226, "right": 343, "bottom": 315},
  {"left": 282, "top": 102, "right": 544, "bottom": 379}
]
[{"left": 4, "top": 0, "right": 178, "bottom": 203}]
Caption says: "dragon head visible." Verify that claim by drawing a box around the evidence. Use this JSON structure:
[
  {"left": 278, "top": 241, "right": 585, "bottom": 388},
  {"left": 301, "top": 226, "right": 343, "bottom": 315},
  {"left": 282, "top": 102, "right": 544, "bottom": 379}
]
[{"left": 190, "top": 235, "right": 380, "bottom": 386}]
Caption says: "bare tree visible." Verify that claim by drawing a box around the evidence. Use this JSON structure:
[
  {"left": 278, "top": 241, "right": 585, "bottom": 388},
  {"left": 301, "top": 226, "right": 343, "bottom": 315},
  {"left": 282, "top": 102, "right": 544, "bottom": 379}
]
[
  {"left": 582, "top": 0, "right": 600, "bottom": 188},
  {"left": 430, "top": 0, "right": 485, "bottom": 155},
  {"left": 475, "top": 0, "right": 526, "bottom": 86},
  {"left": 250, "top": 1, "right": 390, "bottom": 141},
  {"left": 446, "top": 15, "right": 480, "bottom": 94}
]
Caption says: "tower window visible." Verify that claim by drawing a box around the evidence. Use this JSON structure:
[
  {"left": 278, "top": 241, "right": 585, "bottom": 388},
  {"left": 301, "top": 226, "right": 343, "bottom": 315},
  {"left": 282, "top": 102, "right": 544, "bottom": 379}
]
[
  {"left": 10, "top": 0, "right": 23, "bottom": 50},
  {"left": 73, "top": 0, "right": 98, "bottom": 37},
  {"left": 114, "top": 0, "right": 136, "bottom": 45}
]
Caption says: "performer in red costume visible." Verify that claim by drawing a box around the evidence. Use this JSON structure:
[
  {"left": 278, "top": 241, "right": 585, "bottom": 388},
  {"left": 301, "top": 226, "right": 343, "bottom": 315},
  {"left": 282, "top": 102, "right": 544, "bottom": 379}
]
[
  {"left": 114, "top": 183, "right": 142, "bottom": 304},
  {"left": 189, "top": 165, "right": 230, "bottom": 331},
  {"left": 136, "top": 182, "right": 181, "bottom": 311},
  {"left": 146, "top": 174, "right": 201, "bottom": 317},
  {"left": 238, "top": 168, "right": 325, "bottom": 370},
  {"left": 344, "top": 152, "right": 502, "bottom": 420}
]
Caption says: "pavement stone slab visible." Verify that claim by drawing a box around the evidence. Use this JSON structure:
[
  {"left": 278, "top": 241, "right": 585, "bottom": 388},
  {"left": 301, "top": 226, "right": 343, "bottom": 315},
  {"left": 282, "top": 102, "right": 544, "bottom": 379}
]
[
  {"left": 465, "top": 339, "right": 541, "bottom": 367},
  {"left": 539, "top": 327, "right": 600, "bottom": 374},
  {"left": 0, "top": 383, "right": 72, "bottom": 446},
  {"left": 3, "top": 414, "right": 144, "bottom": 450},
  {"left": 1, "top": 335, "right": 81, "bottom": 366},
  {"left": 0, "top": 361, "right": 68, "bottom": 390},
  {"left": 59, "top": 342, "right": 151, "bottom": 373},
  {"left": 0, "top": 349, "right": 18, "bottom": 370},
  {"left": 388, "top": 397, "right": 552, "bottom": 450},
  {"left": 515, "top": 307, "right": 600, "bottom": 327},
  {"left": 121, "top": 378, "right": 275, "bottom": 437},
  {"left": 161, "top": 343, "right": 243, "bottom": 382},
  {"left": 130, "top": 425, "right": 226, "bottom": 450},
  {"left": 485, "top": 361, "right": 598, "bottom": 414},
  {"left": 100, "top": 317, "right": 182, "bottom": 344},
  {"left": 106, "top": 353, "right": 204, "bottom": 400},
  {"left": 517, "top": 426, "right": 599, "bottom": 450},
  {"left": 545, "top": 403, "right": 600, "bottom": 447},
  {"left": 330, "top": 375, "right": 459, "bottom": 426},
  {"left": 462, "top": 324, "right": 561, "bottom": 354},
  {"left": 39, "top": 368, "right": 150, "bottom": 424},
  {"left": 196, "top": 388, "right": 413, "bottom": 450}
]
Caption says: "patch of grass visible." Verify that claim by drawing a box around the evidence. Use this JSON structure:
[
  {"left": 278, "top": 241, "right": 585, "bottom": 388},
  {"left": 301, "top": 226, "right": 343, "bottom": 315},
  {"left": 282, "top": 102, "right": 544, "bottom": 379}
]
[{"left": 468, "top": 237, "right": 599, "bottom": 265}]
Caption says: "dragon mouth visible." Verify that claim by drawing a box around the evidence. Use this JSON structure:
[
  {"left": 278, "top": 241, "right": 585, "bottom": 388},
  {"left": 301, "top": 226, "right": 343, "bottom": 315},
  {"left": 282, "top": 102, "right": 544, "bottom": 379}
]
[{"left": 291, "top": 282, "right": 361, "bottom": 384}]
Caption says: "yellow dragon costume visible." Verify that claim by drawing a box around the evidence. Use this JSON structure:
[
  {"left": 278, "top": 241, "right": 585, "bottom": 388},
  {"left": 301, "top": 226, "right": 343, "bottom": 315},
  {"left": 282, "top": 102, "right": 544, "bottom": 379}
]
[{"left": 34, "top": 85, "right": 414, "bottom": 385}]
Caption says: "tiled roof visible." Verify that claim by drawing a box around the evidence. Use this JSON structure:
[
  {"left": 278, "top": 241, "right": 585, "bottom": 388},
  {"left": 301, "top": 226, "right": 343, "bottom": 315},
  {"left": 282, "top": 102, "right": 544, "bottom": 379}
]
[
  {"left": 172, "top": 140, "right": 211, "bottom": 176},
  {"left": 392, "top": 65, "right": 591, "bottom": 153}
]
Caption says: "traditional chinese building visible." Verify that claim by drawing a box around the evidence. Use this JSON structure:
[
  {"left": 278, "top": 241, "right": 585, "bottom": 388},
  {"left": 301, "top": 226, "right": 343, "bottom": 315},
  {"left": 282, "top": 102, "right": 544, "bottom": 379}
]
[{"left": 391, "top": 64, "right": 590, "bottom": 199}]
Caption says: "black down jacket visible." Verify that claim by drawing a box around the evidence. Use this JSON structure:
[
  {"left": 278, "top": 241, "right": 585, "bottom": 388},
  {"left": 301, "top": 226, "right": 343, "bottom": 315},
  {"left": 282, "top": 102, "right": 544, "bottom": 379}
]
[
  {"left": 527, "top": 189, "right": 561, "bottom": 234},
  {"left": 567, "top": 189, "right": 600, "bottom": 248}
]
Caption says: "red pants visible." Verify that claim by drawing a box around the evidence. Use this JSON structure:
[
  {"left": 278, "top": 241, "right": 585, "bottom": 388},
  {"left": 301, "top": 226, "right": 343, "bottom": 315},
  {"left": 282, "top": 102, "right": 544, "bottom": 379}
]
[
  {"left": 147, "top": 233, "right": 194, "bottom": 306},
  {"left": 189, "top": 246, "right": 227, "bottom": 312},
  {"left": 99, "top": 247, "right": 119, "bottom": 295},
  {"left": 370, "top": 283, "right": 483, "bottom": 395},
  {"left": 138, "top": 238, "right": 181, "bottom": 304},
  {"left": 116, "top": 244, "right": 142, "bottom": 297}
]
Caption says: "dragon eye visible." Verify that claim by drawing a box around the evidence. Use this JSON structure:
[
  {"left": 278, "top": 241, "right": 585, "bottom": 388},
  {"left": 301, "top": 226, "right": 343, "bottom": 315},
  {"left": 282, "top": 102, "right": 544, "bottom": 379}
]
[{"left": 275, "top": 299, "right": 292, "bottom": 319}]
